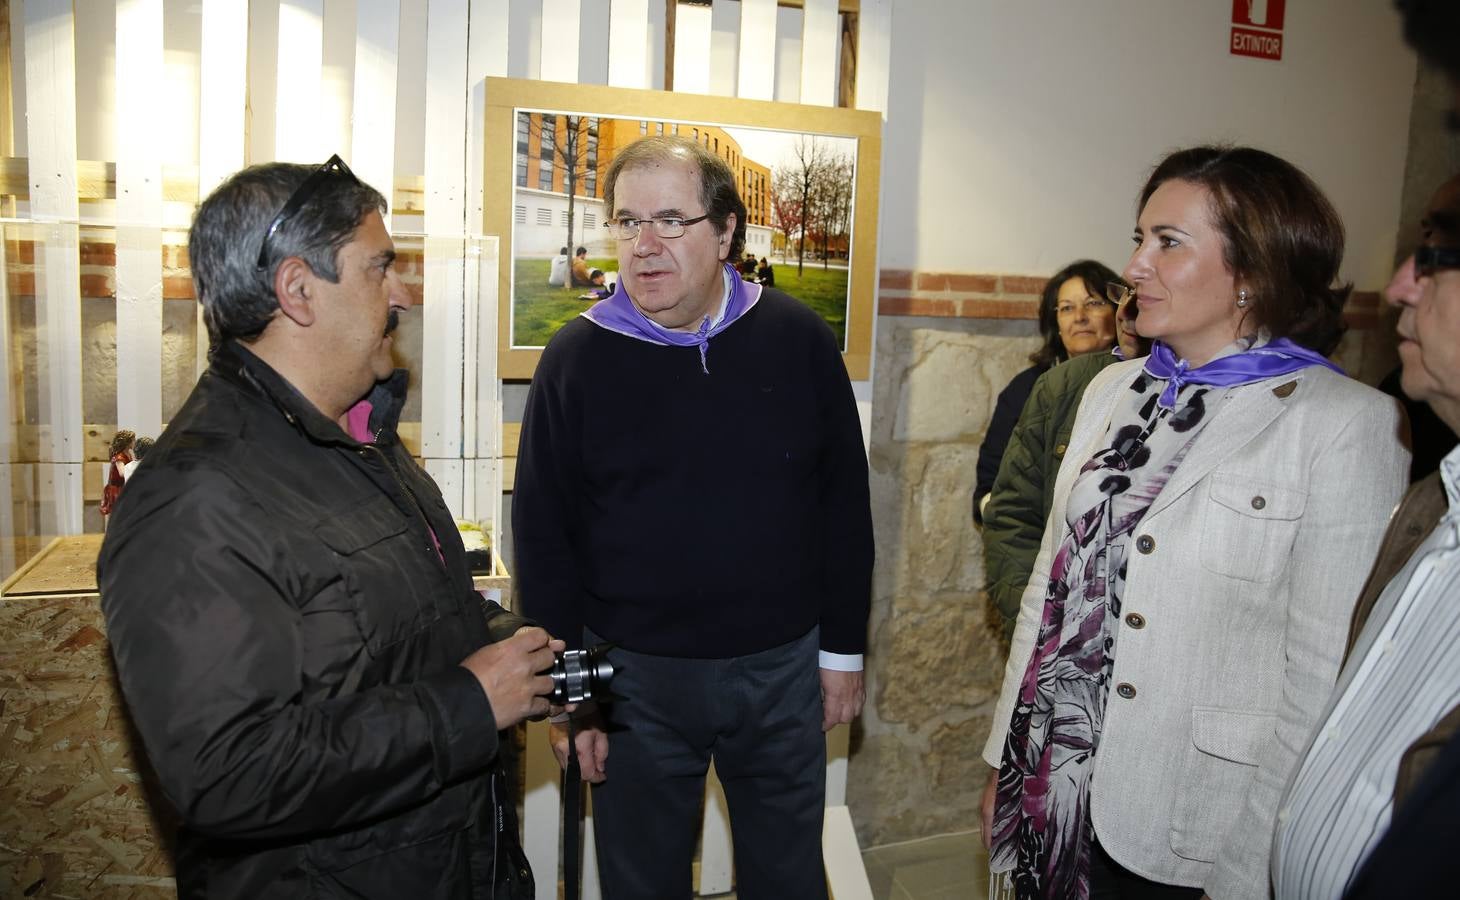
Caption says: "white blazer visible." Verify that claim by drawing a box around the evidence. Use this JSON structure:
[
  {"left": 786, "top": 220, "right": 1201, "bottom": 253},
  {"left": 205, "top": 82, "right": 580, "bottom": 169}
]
[{"left": 980, "top": 359, "right": 1408, "bottom": 900}]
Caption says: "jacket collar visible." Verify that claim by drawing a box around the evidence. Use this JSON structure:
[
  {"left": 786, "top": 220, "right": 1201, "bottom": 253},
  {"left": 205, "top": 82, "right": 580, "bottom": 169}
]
[{"left": 212, "top": 339, "right": 409, "bottom": 446}]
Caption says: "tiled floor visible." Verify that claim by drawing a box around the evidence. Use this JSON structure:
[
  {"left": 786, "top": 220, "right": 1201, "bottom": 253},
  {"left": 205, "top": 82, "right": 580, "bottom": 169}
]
[{"left": 859, "top": 830, "right": 989, "bottom": 900}]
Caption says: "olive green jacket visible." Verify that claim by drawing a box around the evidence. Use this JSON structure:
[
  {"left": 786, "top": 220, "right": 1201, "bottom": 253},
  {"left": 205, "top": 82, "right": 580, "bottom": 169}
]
[{"left": 982, "top": 351, "right": 1124, "bottom": 638}]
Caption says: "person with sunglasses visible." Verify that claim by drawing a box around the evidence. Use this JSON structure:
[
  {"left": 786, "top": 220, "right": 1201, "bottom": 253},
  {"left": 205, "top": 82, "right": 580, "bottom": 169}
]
[
  {"left": 980, "top": 146, "right": 1408, "bottom": 899},
  {"left": 513, "top": 135, "right": 872, "bottom": 899},
  {"left": 1271, "top": 165, "right": 1460, "bottom": 896},
  {"left": 98, "top": 157, "right": 553, "bottom": 900}
]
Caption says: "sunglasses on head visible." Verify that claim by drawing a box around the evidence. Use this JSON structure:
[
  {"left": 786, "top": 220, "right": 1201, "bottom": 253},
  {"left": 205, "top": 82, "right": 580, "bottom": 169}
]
[
  {"left": 1415, "top": 244, "right": 1460, "bottom": 279},
  {"left": 256, "top": 154, "right": 361, "bottom": 270}
]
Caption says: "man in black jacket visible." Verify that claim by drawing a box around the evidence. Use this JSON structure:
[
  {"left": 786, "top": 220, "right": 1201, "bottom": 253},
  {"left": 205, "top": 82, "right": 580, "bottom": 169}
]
[
  {"left": 98, "top": 156, "right": 556, "bottom": 900},
  {"left": 514, "top": 136, "right": 873, "bottom": 899}
]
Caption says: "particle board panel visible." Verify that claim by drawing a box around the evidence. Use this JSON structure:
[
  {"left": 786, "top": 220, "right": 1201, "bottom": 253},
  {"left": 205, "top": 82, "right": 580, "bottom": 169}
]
[
  {"left": 0, "top": 533, "right": 102, "bottom": 596},
  {"left": 0, "top": 593, "right": 178, "bottom": 898}
]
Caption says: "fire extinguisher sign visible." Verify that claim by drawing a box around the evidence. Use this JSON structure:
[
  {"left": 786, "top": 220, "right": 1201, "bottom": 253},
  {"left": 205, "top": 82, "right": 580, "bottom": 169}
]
[{"left": 1231, "top": 0, "right": 1285, "bottom": 61}]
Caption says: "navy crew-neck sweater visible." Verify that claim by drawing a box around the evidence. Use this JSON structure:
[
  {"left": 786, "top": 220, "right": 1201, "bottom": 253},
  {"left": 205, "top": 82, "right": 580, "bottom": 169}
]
[{"left": 512, "top": 289, "right": 873, "bottom": 659}]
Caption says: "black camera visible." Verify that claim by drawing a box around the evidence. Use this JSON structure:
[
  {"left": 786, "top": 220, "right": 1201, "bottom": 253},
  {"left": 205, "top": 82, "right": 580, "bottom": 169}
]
[{"left": 547, "top": 644, "right": 616, "bottom": 705}]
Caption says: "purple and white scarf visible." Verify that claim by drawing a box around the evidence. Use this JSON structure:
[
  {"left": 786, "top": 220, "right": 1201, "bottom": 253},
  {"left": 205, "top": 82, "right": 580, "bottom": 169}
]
[
  {"left": 580, "top": 262, "right": 763, "bottom": 373},
  {"left": 1143, "top": 336, "right": 1343, "bottom": 409}
]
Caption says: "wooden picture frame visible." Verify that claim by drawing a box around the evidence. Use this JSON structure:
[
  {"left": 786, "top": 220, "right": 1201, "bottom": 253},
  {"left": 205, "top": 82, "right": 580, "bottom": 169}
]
[{"left": 484, "top": 77, "right": 882, "bottom": 380}]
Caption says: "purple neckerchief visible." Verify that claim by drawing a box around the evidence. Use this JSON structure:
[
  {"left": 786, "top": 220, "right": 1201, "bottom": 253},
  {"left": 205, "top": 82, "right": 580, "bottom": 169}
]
[
  {"left": 580, "top": 263, "right": 763, "bottom": 374},
  {"left": 1143, "top": 337, "right": 1344, "bottom": 409}
]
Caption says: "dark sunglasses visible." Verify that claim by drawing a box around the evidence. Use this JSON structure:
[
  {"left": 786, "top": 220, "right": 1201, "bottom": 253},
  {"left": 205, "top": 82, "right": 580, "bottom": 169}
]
[
  {"left": 1415, "top": 244, "right": 1460, "bottom": 279},
  {"left": 256, "top": 154, "right": 361, "bottom": 270}
]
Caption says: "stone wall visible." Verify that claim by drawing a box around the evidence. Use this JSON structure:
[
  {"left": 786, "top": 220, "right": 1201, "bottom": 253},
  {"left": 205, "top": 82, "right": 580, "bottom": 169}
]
[{"left": 846, "top": 312, "right": 1039, "bottom": 847}]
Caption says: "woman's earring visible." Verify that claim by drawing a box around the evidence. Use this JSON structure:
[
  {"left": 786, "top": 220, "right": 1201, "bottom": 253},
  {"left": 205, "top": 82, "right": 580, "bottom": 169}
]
[{"left": 1236, "top": 290, "right": 1250, "bottom": 309}]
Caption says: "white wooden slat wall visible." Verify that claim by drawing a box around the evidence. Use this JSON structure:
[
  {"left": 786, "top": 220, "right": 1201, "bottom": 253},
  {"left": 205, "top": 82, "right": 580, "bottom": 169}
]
[
  {"left": 0, "top": 235, "right": 15, "bottom": 578},
  {"left": 539, "top": 0, "right": 580, "bottom": 83},
  {"left": 737, "top": 0, "right": 777, "bottom": 100},
  {"left": 607, "top": 0, "right": 649, "bottom": 89},
  {"left": 196, "top": 0, "right": 249, "bottom": 377},
  {"left": 24, "top": 0, "right": 84, "bottom": 536},
  {"left": 351, "top": 0, "right": 400, "bottom": 233},
  {"left": 800, "top": 0, "right": 838, "bottom": 107},
  {"left": 467, "top": 0, "right": 510, "bottom": 547},
  {"left": 275, "top": 0, "right": 325, "bottom": 163},
  {"left": 672, "top": 0, "right": 712, "bottom": 95},
  {"left": 115, "top": 0, "right": 164, "bottom": 442},
  {"left": 421, "top": 0, "right": 470, "bottom": 511}
]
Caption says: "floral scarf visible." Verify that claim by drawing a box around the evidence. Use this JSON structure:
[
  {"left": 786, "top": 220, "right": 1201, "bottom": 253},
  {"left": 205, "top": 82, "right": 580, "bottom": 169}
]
[{"left": 988, "top": 370, "right": 1221, "bottom": 899}]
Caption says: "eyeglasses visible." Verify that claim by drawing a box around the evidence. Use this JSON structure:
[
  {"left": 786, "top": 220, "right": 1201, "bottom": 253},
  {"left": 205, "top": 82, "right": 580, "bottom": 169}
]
[
  {"left": 1056, "top": 296, "right": 1114, "bottom": 317},
  {"left": 256, "top": 154, "right": 361, "bottom": 270},
  {"left": 1415, "top": 245, "right": 1460, "bottom": 278},
  {"left": 603, "top": 214, "right": 710, "bottom": 240},
  {"left": 1106, "top": 282, "right": 1136, "bottom": 305}
]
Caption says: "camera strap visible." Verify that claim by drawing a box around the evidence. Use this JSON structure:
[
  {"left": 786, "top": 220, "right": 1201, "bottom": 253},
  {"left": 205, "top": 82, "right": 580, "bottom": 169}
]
[{"left": 562, "top": 718, "right": 583, "bottom": 900}]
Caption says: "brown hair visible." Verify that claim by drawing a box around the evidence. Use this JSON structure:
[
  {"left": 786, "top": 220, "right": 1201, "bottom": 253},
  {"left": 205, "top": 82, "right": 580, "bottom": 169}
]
[
  {"left": 109, "top": 429, "right": 137, "bottom": 458},
  {"left": 1138, "top": 146, "right": 1349, "bottom": 355},
  {"left": 602, "top": 136, "right": 748, "bottom": 262}
]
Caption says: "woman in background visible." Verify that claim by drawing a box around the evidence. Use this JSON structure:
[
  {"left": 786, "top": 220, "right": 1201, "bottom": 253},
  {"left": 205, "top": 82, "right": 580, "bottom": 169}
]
[
  {"left": 101, "top": 428, "right": 136, "bottom": 525},
  {"left": 983, "top": 290, "right": 1145, "bottom": 639},
  {"left": 973, "top": 260, "right": 1120, "bottom": 524},
  {"left": 980, "top": 146, "right": 1408, "bottom": 899}
]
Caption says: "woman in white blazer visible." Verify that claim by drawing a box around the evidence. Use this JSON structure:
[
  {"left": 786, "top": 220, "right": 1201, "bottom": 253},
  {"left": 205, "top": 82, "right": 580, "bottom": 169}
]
[{"left": 979, "top": 146, "right": 1409, "bottom": 900}]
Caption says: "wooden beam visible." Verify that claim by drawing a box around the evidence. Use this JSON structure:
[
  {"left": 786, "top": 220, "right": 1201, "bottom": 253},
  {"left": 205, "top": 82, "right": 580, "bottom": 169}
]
[
  {"left": 0, "top": 157, "right": 428, "bottom": 215},
  {"left": 663, "top": 0, "right": 675, "bottom": 91}
]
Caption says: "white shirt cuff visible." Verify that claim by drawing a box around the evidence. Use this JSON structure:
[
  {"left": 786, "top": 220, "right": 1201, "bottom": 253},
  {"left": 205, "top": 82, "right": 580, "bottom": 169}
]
[{"left": 818, "top": 651, "right": 863, "bottom": 672}]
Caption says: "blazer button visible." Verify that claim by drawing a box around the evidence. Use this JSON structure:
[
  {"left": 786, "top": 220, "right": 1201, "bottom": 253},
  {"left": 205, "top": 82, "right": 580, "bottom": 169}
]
[
  {"left": 1124, "top": 613, "right": 1146, "bottom": 629},
  {"left": 1136, "top": 534, "right": 1155, "bottom": 554},
  {"left": 1116, "top": 682, "right": 1137, "bottom": 699},
  {"left": 1055, "top": 443, "right": 1068, "bottom": 457},
  {"left": 1251, "top": 495, "right": 1266, "bottom": 510}
]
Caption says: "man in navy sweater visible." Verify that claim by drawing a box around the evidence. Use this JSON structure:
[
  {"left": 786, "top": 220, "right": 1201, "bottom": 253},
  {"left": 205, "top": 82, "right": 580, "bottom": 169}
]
[{"left": 513, "top": 135, "right": 873, "bottom": 899}]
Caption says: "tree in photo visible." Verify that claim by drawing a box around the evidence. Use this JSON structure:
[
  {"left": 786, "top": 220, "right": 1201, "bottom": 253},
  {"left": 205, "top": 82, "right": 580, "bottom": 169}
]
[{"left": 525, "top": 111, "right": 599, "bottom": 272}]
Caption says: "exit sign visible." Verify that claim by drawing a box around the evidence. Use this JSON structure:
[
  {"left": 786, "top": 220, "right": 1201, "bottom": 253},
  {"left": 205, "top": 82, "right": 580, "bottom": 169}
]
[{"left": 1231, "top": 0, "right": 1285, "bottom": 61}]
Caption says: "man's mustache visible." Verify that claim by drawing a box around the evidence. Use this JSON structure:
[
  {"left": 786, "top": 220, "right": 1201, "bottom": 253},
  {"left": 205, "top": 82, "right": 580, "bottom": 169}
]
[{"left": 385, "top": 309, "right": 399, "bottom": 337}]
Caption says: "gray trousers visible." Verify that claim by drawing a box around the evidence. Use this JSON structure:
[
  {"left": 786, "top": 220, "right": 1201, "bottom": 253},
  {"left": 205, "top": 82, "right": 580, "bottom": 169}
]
[{"left": 586, "top": 627, "right": 827, "bottom": 900}]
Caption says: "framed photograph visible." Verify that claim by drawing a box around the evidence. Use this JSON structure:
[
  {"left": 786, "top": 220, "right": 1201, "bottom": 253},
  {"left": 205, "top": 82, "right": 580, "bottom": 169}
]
[{"left": 484, "top": 77, "right": 882, "bottom": 380}]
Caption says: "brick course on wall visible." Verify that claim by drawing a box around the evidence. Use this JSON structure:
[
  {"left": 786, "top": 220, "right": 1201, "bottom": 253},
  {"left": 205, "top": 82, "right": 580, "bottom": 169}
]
[{"left": 876, "top": 267, "right": 1383, "bottom": 330}]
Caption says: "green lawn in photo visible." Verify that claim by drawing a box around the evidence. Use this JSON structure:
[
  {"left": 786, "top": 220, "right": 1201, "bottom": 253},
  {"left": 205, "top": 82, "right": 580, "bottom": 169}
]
[{"left": 511, "top": 256, "right": 850, "bottom": 348}]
